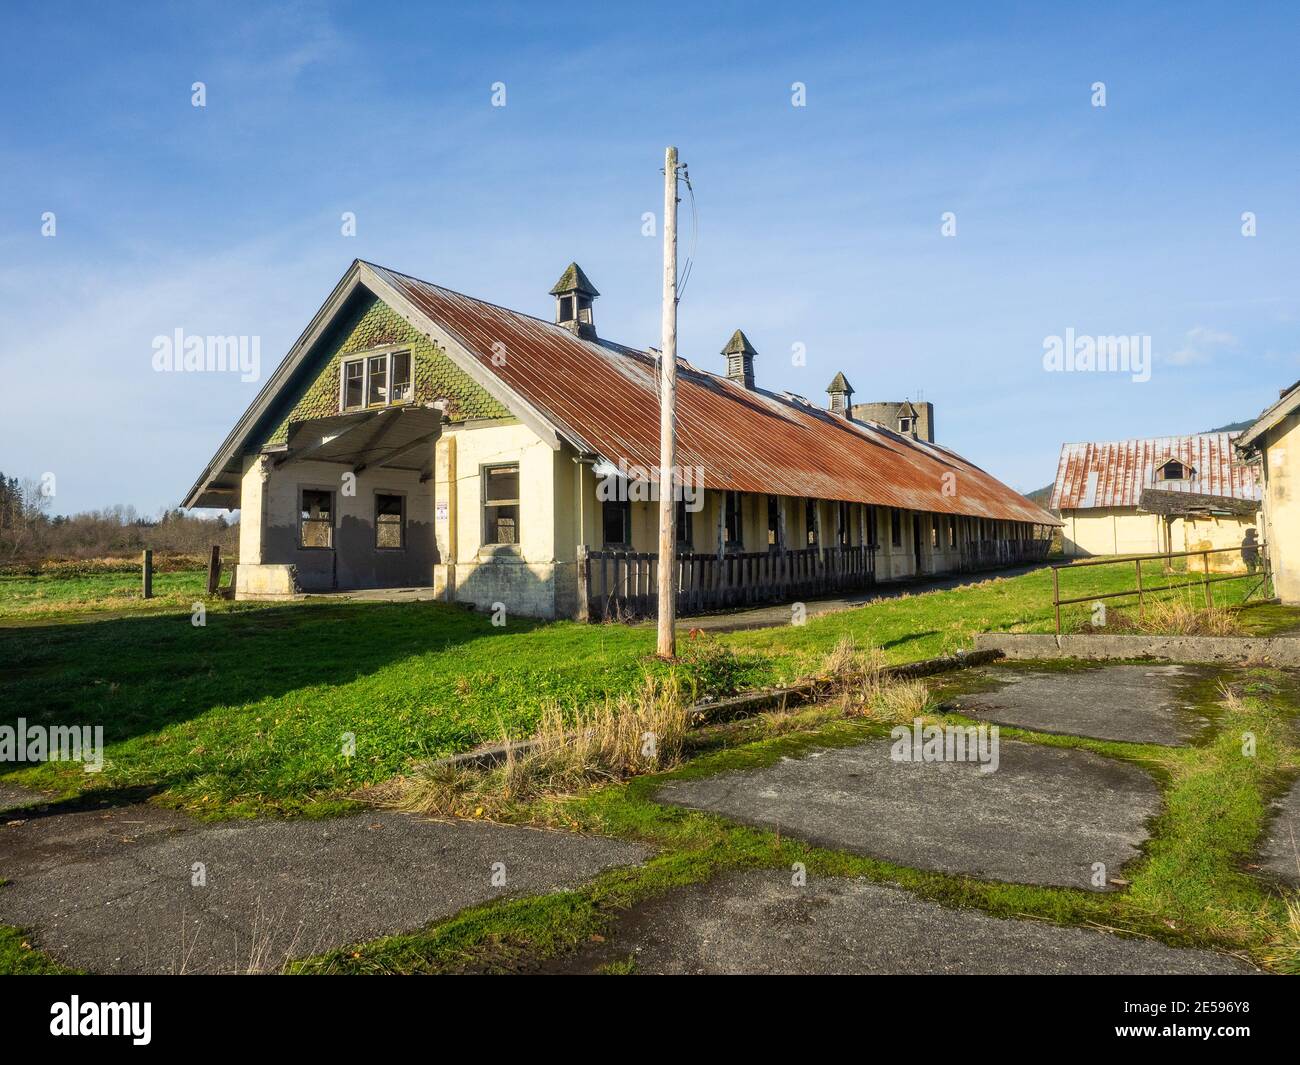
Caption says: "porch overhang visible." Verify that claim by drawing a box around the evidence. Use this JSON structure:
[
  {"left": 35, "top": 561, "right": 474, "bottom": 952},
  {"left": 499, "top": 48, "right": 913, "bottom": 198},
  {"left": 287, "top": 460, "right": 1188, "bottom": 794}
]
[
  {"left": 272, "top": 403, "right": 444, "bottom": 479},
  {"left": 1137, "top": 487, "right": 1260, "bottom": 519}
]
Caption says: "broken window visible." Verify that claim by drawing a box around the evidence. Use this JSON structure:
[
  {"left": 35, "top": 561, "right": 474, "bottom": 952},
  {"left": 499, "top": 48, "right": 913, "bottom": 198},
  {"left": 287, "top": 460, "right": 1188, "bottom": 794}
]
[
  {"left": 899, "top": 417, "right": 912, "bottom": 434},
  {"left": 805, "top": 499, "right": 818, "bottom": 546},
  {"left": 366, "top": 354, "right": 388, "bottom": 406},
  {"left": 343, "top": 360, "right": 364, "bottom": 410},
  {"left": 724, "top": 492, "right": 743, "bottom": 548},
  {"left": 675, "top": 498, "right": 693, "bottom": 548},
  {"left": 930, "top": 515, "right": 939, "bottom": 548},
  {"left": 341, "top": 350, "right": 413, "bottom": 412},
  {"left": 602, "top": 497, "right": 630, "bottom": 547},
  {"left": 767, "top": 495, "right": 780, "bottom": 548},
  {"left": 866, "top": 505, "right": 878, "bottom": 548},
  {"left": 390, "top": 351, "right": 412, "bottom": 404},
  {"left": 890, "top": 508, "right": 902, "bottom": 547},
  {"left": 375, "top": 493, "right": 404, "bottom": 549},
  {"left": 837, "top": 501, "right": 851, "bottom": 546},
  {"left": 483, "top": 464, "right": 520, "bottom": 545},
  {"left": 948, "top": 515, "right": 957, "bottom": 548},
  {"left": 299, "top": 489, "right": 334, "bottom": 549}
]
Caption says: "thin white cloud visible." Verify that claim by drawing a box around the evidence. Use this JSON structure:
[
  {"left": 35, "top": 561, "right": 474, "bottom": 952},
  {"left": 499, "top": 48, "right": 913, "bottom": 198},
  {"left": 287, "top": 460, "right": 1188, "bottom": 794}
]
[{"left": 1164, "top": 325, "right": 1239, "bottom": 366}]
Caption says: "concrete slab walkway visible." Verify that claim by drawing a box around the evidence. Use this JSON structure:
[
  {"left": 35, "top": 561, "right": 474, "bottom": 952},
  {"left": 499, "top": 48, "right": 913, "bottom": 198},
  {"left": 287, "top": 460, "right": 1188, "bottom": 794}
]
[
  {"left": 1259, "top": 778, "right": 1300, "bottom": 887},
  {"left": 555, "top": 870, "right": 1255, "bottom": 975},
  {"left": 0, "top": 789, "right": 647, "bottom": 974},
  {"left": 944, "top": 663, "right": 1213, "bottom": 746},
  {"left": 655, "top": 737, "right": 1159, "bottom": 890}
]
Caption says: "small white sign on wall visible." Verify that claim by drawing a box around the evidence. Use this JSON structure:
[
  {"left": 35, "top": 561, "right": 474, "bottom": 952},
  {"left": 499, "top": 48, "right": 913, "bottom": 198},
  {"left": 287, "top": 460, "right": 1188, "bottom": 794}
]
[{"left": 436, "top": 501, "right": 449, "bottom": 521}]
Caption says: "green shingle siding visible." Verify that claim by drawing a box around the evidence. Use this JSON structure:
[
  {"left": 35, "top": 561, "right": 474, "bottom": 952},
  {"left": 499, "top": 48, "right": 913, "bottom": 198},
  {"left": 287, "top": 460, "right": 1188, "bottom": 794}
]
[{"left": 259, "top": 294, "right": 509, "bottom": 447}]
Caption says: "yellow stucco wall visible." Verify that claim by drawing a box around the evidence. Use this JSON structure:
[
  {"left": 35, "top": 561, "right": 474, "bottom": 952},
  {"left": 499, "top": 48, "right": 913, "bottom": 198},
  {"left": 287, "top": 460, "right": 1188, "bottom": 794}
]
[
  {"left": 432, "top": 419, "right": 566, "bottom": 618},
  {"left": 1061, "top": 507, "right": 1256, "bottom": 572},
  {"left": 1260, "top": 412, "right": 1300, "bottom": 602}
]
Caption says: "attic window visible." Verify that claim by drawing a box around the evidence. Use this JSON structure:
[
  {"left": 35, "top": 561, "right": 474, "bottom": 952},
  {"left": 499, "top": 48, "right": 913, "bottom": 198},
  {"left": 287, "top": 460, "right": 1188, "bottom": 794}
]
[
  {"left": 899, "top": 417, "right": 913, "bottom": 434},
  {"left": 341, "top": 350, "right": 412, "bottom": 412},
  {"left": 1157, "top": 459, "right": 1193, "bottom": 482}
]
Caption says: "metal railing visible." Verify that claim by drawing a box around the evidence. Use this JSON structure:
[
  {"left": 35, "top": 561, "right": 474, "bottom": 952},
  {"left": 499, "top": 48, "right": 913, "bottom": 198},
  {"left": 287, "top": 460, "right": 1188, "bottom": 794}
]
[{"left": 1051, "top": 545, "right": 1270, "bottom": 634}]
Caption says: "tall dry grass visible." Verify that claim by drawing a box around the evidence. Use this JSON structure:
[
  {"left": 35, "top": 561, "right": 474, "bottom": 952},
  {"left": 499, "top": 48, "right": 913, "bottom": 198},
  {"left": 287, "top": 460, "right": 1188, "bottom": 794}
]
[
  {"left": 1104, "top": 598, "right": 1245, "bottom": 637},
  {"left": 760, "top": 636, "right": 930, "bottom": 736},
  {"left": 397, "top": 675, "right": 689, "bottom": 818}
]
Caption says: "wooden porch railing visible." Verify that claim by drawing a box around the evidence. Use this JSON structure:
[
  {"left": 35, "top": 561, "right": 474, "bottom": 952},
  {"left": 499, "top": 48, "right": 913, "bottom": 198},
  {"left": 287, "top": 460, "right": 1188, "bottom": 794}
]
[
  {"left": 578, "top": 545, "right": 876, "bottom": 622},
  {"left": 959, "top": 537, "right": 1052, "bottom": 572}
]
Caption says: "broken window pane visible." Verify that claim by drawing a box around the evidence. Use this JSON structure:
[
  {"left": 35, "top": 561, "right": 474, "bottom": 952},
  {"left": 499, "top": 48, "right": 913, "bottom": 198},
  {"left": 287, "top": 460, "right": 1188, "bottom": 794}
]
[
  {"left": 376, "top": 493, "right": 404, "bottom": 548},
  {"left": 390, "top": 351, "right": 412, "bottom": 403},
  {"left": 300, "top": 489, "right": 333, "bottom": 548},
  {"left": 484, "top": 464, "right": 520, "bottom": 545},
  {"left": 343, "top": 360, "right": 364, "bottom": 410},
  {"left": 725, "top": 492, "right": 743, "bottom": 547},
  {"left": 675, "top": 498, "right": 693, "bottom": 547},
  {"left": 602, "top": 498, "right": 629, "bottom": 547},
  {"left": 367, "top": 354, "right": 388, "bottom": 406}
]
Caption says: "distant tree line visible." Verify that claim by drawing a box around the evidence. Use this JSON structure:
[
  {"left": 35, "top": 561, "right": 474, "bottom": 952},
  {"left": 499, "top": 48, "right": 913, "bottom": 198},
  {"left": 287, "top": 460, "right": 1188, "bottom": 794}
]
[{"left": 0, "top": 472, "right": 238, "bottom": 562}]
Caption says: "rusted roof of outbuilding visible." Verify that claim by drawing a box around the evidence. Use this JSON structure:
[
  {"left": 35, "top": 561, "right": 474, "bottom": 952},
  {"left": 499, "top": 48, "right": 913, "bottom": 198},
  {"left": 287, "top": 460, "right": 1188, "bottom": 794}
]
[
  {"left": 1049, "top": 432, "right": 1260, "bottom": 511},
  {"left": 364, "top": 263, "right": 1056, "bottom": 525}
]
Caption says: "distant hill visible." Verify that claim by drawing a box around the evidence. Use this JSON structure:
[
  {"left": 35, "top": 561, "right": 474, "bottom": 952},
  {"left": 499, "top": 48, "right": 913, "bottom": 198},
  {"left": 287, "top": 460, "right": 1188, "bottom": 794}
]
[{"left": 1205, "top": 419, "right": 1253, "bottom": 433}]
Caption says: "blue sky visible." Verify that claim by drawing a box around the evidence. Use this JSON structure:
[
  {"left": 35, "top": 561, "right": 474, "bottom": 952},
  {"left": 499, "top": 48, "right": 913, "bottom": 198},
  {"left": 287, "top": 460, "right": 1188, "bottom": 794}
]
[{"left": 2, "top": 0, "right": 1297, "bottom": 515}]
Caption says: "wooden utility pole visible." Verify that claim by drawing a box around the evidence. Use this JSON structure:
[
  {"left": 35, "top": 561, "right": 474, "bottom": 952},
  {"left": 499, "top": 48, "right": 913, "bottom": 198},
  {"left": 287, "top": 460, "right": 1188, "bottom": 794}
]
[{"left": 656, "top": 146, "right": 680, "bottom": 658}]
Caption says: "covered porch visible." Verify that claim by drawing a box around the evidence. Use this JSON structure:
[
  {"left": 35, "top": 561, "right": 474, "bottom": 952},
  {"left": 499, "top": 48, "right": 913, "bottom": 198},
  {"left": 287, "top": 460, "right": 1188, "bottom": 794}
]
[{"left": 236, "top": 403, "right": 444, "bottom": 597}]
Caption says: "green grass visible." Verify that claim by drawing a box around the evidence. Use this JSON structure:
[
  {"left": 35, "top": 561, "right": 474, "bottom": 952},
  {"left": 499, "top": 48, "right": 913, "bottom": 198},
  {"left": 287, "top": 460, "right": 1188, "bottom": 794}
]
[
  {"left": 0, "top": 924, "right": 80, "bottom": 974},
  {"left": 0, "top": 559, "right": 1285, "bottom": 817},
  {"left": 0, "top": 569, "right": 233, "bottom": 622},
  {"left": 290, "top": 670, "right": 1300, "bottom": 975}
]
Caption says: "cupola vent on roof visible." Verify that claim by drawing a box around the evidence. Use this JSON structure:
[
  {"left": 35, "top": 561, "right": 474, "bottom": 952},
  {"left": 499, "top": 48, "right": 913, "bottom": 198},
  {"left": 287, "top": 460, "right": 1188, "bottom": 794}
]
[
  {"left": 826, "top": 372, "right": 854, "bottom": 414},
  {"left": 550, "top": 262, "right": 599, "bottom": 340},
  {"left": 721, "top": 329, "right": 757, "bottom": 389}
]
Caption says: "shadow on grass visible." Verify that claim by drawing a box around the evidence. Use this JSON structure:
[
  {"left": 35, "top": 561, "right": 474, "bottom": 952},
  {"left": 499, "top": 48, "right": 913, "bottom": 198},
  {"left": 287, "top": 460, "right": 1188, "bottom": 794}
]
[{"left": 0, "top": 599, "right": 548, "bottom": 749}]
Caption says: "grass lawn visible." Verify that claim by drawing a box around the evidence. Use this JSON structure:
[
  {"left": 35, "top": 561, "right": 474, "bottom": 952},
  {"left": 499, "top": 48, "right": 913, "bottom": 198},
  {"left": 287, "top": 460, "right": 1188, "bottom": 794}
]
[
  {"left": 0, "top": 559, "right": 1285, "bottom": 817},
  {"left": 0, "top": 570, "right": 227, "bottom": 622}
]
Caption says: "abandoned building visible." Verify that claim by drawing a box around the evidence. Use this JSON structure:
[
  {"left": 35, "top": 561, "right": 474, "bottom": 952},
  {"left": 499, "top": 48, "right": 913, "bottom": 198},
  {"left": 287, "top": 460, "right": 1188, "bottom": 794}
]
[
  {"left": 1235, "top": 381, "right": 1300, "bottom": 602},
  {"left": 1049, "top": 432, "right": 1260, "bottom": 570},
  {"left": 184, "top": 259, "right": 1058, "bottom": 619}
]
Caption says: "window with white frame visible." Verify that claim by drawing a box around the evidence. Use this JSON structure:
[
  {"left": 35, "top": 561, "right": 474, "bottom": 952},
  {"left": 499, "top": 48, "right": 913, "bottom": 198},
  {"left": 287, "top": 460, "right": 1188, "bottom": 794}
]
[{"left": 341, "top": 350, "right": 412, "bottom": 411}]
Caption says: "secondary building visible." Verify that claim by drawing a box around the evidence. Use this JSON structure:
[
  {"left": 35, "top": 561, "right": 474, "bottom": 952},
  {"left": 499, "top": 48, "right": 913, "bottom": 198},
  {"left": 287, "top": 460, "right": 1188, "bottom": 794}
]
[
  {"left": 1049, "top": 432, "right": 1260, "bottom": 570},
  {"left": 184, "top": 259, "right": 1058, "bottom": 619},
  {"left": 1235, "top": 381, "right": 1300, "bottom": 603}
]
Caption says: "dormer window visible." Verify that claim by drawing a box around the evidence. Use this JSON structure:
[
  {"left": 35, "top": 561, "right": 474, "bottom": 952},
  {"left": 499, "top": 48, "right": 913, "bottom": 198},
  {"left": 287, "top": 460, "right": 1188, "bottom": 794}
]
[
  {"left": 341, "top": 350, "right": 412, "bottom": 412},
  {"left": 1156, "top": 459, "right": 1193, "bottom": 482},
  {"left": 899, "top": 417, "right": 913, "bottom": 434}
]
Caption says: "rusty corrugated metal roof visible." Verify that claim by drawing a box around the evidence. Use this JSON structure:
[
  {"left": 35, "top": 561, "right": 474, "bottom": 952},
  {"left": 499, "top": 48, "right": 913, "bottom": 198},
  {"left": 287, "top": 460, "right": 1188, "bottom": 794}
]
[
  {"left": 368, "top": 262, "right": 1057, "bottom": 526},
  {"left": 1049, "top": 432, "right": 1260, "bottom": 511}
]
